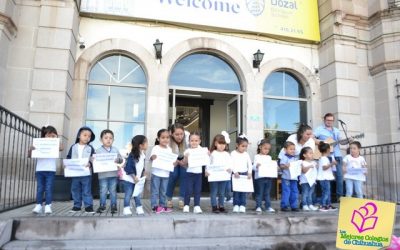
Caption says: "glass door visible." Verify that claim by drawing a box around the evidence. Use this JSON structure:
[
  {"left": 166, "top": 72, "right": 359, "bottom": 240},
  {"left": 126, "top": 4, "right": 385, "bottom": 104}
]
[{"left": 227, "top": 95, "right": 241, "bottom": 150}]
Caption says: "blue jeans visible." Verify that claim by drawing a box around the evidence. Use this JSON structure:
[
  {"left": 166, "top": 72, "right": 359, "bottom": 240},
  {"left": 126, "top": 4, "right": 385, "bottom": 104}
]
[
  {"left": 184, "top": 173, "right": 202, "bottom": 206},
  {"left": 210, "top": 181, "right": 227, "bottom": 207},
  {"left": 320, "top": 180, "right": 331, "bottom": 206},
  {"left": 255, "top": 177, "right": 272, "bottom": 209},
  {"left": 225, "top": 180, "right": 232, "bottom": 200},
  {"left": 345, "top": 179, "right": 363, "bottom": 198},
  {"left": 281, "top": 179, "right": 298, "bottom": 209},
  {"left": 233, "top": 173, "right": 248, "bottom": 206},
  {"left": 99, "top": 177, "right": 117, "bottom": 207},
  {"left": 36, "top": 171, "right": 55, "bottom": 205},
  {"left": 166, "top": 165, "right": 187, "bottom": 200},
  {"left": 334, "top": 156, "right": 343, "bottom": 197},
  {"left": 301, "top": 183, "right": 315, "bottom": 206},
  {"left": 123, "top": 181, "right": 142, "bottom": 207},
  {"left": 151, "top": 174, "right": 169, "bottom": 208},
  {"left": 71, "top": 175, "right": 93, "bottom": 208}
]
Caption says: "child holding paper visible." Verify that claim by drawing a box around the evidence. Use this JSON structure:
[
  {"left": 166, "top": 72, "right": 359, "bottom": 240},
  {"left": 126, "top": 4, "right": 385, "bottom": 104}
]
[
  {"left": 299, "top": 147, "right": 319, "bottom": 211},
  {"left": 317, "top": 142, "right": 337, "bottom": 212},
  {"left": 66, "top": 126, "right": 96, "bottom": 213},
  {"left": 123, "top": 135, "right": 148, "bottom": 216},
  {"left": 183, "top": 132, "right": 208, "bottom": 214},
  {"left": 205, "top": 133, "right": 232, "bottom": 213},
  {"left": 95, "top": 129, "right": 124, "bottom": 214},
  {"left": 253, "top": 139, "right": 275, "bottom": 213},
  {"left": 231, "top": 135, "right": 252, "bottom": 213},
  {"left": 150, "top": 129, "right": 174, "bottom": 214},
  {"left": 279, "top": 141, "right": 299, "bottom": 212},
  {"left": 343, "top": 141, "right": 367, "bottom": 198},
  {"left": 29, "top": 125, "right": 63, "bottom": 214}
]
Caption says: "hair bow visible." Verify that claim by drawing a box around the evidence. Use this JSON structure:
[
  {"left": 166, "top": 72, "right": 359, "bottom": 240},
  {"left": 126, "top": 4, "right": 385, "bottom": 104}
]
[
  {"left": 221, "top": 131, "right": 231, "bottom": 144},
  {"left": 239, "top": 134, "right": 247, "bottom": 139}
]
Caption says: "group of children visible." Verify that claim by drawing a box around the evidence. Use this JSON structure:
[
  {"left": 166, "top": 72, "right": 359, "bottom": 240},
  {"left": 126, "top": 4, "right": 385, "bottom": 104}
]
[{"left": 30, "top": 125, "right": 367, "bottom": 215}]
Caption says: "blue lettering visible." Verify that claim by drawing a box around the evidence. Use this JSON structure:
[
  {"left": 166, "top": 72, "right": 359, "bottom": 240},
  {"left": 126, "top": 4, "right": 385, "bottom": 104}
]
[
  {"left": 175, "top": 0, "right": 185, "bottom": 6},
  {"left": 271, "top": 0, "right": 298, "bottom": 10},
  {"left": 192, "top": 0, "right": 201, "bottom": 8},
  {"left": 159, "top": 0, "right": 173, "bottom": 3},
  {"left": 202, "top": 0, "right": 212, "bottom": 9},
  {"left": 232, "top": 3, "right": 240, "bottom": 13},
  {"left": 159, "top": 0, "right": 241, "bottom": 14}
]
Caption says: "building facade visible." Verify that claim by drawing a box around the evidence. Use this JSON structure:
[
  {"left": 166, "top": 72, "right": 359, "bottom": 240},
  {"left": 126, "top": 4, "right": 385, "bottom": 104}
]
[{"left": 0, "top": 0, "right": 399, "bottom": 165}]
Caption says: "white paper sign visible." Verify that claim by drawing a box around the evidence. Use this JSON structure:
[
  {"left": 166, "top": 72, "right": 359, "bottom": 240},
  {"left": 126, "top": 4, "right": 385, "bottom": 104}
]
[
  {"left": 31, "top": 138, "right": 60, "bottom": 158},
  {"left": 258, "top": 160, "right": 278, "bottom": 178},
  {"left": 289, "top": 160, "right": 302, "bottom": 180},
  {"left": 207, "top": 165, "right": 231, "bottom": 182},
  {"left": 152, "top": 151, "right": 178, "bottom": 172},
  {"left": 232, "top": 175, "right": 254, "bottom": 192},
  {"left": 188, "top": 148, "right": 210, "bottom": 168},
  {"left": 347, "top": 167, "right": 368, "bottom": 175},
  {"left": 63, "top": 158, "right": 90, "bottom": 177},
  {"left": 93, "top": 153, "right": 118, "bottom": 173},
  {"left": 132, "top": 176, "right": 146, "bottom": 197},
  {"left": 304, "top": 167, "right": 318, "bottom": 187}
]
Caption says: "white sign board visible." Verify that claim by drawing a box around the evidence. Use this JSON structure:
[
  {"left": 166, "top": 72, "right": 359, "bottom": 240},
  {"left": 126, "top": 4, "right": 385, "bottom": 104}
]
[{"left": 31, "top": 138, "right": 60, "bottom": 158}]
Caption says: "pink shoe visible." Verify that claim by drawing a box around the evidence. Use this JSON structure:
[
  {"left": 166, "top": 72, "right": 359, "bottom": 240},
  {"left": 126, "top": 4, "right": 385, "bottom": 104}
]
[
  {"left": 162, "top": 207, "right": 172, "bottom": 213},
  {"left": 156, "top": 206, "right": 164, "bottom": 214}
]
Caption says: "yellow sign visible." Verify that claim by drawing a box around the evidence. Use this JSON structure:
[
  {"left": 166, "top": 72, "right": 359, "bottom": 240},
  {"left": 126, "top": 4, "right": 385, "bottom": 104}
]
[
  {"left": 336, "top": 197, "right": 396, "bottom": 249},
  {"left": 80, "top": 0, "right": 320, "bottom": 42}
]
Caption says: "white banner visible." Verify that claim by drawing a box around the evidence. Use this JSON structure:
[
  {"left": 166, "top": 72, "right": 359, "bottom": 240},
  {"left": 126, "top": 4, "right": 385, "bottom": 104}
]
[
  {"left": 152, "top": 151, "right": 178, "bottom": 172},
  {"left": 132, "top": 176, "right": 146, "bottom": 197},
  {"left": 63, "top": 158, "right": 91, "bottom": 177},
  {"left": 232, "top": 175, "right": 254, "bottom": 192},
  {"left": 188, "top": 148, "right": 210, "bottom": 168},
  {"left": 289, "top": 160, "right": 302, "bottom": 180},
  {"left": 93, "top": 153, "right": 118, "bottom": 173},
  {"left": 31, "top": 138, "right": 60, "bottom": 158},
  {"left": 207, "top": 165, "right": 231, "bottom": 182},
  {"left": 258, "top": 160, "right": 278, "bottom": 178}
]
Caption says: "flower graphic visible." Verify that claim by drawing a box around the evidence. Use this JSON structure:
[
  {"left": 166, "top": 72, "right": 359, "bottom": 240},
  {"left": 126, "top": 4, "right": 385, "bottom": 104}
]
[{"left": 351, "top": 202, "right": 378, "bottom": 233}]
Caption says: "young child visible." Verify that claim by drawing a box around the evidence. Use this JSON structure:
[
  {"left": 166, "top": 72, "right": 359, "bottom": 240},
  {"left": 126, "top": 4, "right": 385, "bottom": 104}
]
[
  {"left": 95, "top": 129, "right": 123, "bottom": 214},
  {"left": 317, "top": 142, "right": 337, "bottom": 211},
  {"left": 279, "top": 141, "right": 299, "bottom": 212},
  {"left": 150, "top": 129, "right": 174, "bottom": 213},
  {"left": 205, "top": 133, "right": 232, "bottom": 213},
  {"left": 253, "top": 139, "right": 275, "bottom": 213},
  {"left": 182, "top": 132, "right": 207, "bottom": 214},
  {"left": 30, "top": 126, "right": 63, "bottom": 214},
  {"left": 299, "top": 147, "right": 318, "bottom": 211},
  {"left": 231, "top": 135, "right": 252, "bottom": 213},
  {"left": 343, "top": 141, "right": 367, "bottom": 198},
  {"left": 123, "top": 135, "right": 148, "bottom": 216},
  {"left": 66, "top": 126, "right": 95, "bottom": 213}
]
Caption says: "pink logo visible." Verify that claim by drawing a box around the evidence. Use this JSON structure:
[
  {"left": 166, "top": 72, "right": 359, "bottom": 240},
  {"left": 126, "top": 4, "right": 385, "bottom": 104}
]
[{"left": 351, "top": 202, "right": 378, "bottom": 233}]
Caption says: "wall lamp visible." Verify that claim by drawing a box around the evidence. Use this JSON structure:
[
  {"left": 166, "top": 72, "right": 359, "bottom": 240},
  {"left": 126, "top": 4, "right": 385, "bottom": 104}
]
[
  {"left": 253, "top": 49, "right": 264, "bottom": 72},
  {"left": 153, "top": 39, "right": 163, "bottom": 63}
]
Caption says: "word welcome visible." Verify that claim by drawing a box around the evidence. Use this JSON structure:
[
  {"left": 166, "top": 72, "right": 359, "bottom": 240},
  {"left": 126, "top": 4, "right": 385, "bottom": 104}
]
[{"left": 160, "top": 0, "right": 241, "bottom": 14}]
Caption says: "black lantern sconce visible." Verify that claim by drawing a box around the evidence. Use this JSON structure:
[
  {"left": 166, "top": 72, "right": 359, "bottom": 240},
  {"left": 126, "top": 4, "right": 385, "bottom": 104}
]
[
  {"left": 153, "top": 39, "right": 163, "bottom": 63},
  {"left": 253, "top": 49, "right": 264, "bottom": 72}
]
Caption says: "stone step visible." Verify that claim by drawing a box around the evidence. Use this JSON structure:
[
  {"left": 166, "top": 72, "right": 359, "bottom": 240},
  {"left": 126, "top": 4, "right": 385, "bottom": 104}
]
[
  {"left": 12, "top": 214, "right": 341, "bottom": 241},
  {"left": 2, "top": 234, "right": 337, "bottom": 250}
]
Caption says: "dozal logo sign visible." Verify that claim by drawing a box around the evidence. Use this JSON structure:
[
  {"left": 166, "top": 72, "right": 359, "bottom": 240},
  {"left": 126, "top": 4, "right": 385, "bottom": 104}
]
[{"left": 246, "top": 0, "right": 265, "bottom": 16}]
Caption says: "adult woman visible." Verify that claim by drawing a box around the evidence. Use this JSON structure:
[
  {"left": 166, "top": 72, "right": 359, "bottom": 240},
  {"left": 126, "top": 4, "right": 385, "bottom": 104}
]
[
  {"left": 165, "top": 123, "right": 188, "bottom": 209},
  {"left": 278, "top": 124, "right": 316, "bottom": 159}
]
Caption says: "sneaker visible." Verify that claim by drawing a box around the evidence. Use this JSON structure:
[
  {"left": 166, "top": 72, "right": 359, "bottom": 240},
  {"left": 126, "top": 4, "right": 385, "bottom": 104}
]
[
  {"left": 194, "top": 206, "right": 202, "bottom": 214},
  {"left": 219, "top": 207, "right": 226, "bottom": 213},
  {"left": 302, "top": 205, "right": 310, "bottom": 211},
  {"left": 152, "top": 206, "right": 158, "bottom": 213},
  {"left": 123, "top": 207, "right": 132, "bottom": 215},
  {"left": 183, "top": 205, "right": 190, "bottom": 213},
  {"left": 233, "top": 205, "right": 239, "bottom": 213},
  {"left": 32, "top": 204, "right": 42, "bottom": 214},
  {"left": 136, "top": 206, "right": 144, "bottom": 215},
  {"left": 44, "top": 204, "right": 52, "bottom": 214},
  {"left": 162, "top": 207, "right": 172, "bottom": 213},
  {"left": 225, "top": 198, "right": 233, "bottom": 204},
  {"left": 167, "top": 200, "right": 173, "bottom": 208},
  {"left": 239, "top": 205, "right": 246, "bottom": 213},
  {"left": 281, "top": 207, "right": 291, "bottom": 212},
  {"left": 255, "top": 207, "right": 262, "bottom": 213},
  {"left": 291, "top": 208, "right": 300, "bottom": 212},
  {"left": 266, "top": 207, "right": 275, "bottom": 213},
  {"left": 85, "top": 206, "right": 95, "bottom": 214},
  {"left": 97, "top": 206, "right": 106, "bottom": 213},
  {"left": 111, "top": 205, "right": 117, "bottom": 214},
  {"left": 69, "top": 207, "right": 81, "bottom": 212},
  {"left": 319, "top": 206, "right": 329, "bottom": 212},
  {"left": 328, "top": 205, "right": 337, "bottom": 211},
  {"left": 156, "top": 206, "right": 164, "bottom": 214},
  {"left": 178, "top": 200, "right": 184, "bottom": 209},
  {"left": 309, "top": 205, "right": 319, "bottom": 211},
  {"left": 212, "top": 206, "right": 219, "bottom": 213}
]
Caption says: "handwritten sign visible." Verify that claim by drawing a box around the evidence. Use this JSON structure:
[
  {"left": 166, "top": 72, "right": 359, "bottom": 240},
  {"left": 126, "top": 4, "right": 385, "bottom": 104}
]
[
  {"left": 289, "top": 160, "right": 302, "bottom": 180},
  {"left": 347, "top": 167, "right": 368, "bottom": 175},
  {"left": 31, "top": 138, "right": 60, "bottom": 158},
  {"left": 93, "top": 153, "right": 118, "bottom": 173},
  {"left": 232, "top": 175, "right": 254, "bottom": 193},
  {"left": 336, "top": 197, "right": 396, "bottom": 249},
  {"left": 152, "top": 151, "right": 178, "bottom": 172},
  {"left": 132, "top": 176, "right": 146, "bottom": 197},
  {"left": 63, "top": 158, "right": 90, "bottom": 177},
  {"left": 207, "top": 165, "right": 231, "bottom": 182},
  {"left": 258, "top": 160, "right": 278, "bottom": 178},
  {"left": 188, "top": 148, "right": 210, "bottom": 168}
]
